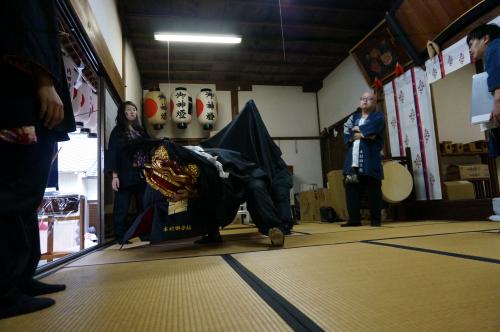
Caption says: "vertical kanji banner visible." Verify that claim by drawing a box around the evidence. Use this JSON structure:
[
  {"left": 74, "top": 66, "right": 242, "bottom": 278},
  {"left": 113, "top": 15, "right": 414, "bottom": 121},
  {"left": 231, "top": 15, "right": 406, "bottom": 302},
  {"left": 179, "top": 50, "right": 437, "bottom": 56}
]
[
  {"left": 425, "top": 55, "right": 442, "bottom": 84},
  {"left": 384, "top": 67, "right": 443, "bottom": 201},
  {"left": 384, "top": 82, "right": 403, "bottom": 158},
  {"left": 394, "top": 70, "right": 427, "bottom": 200},
  {"left": 412, "top": 67, "right": 443, "bottom": 200}
]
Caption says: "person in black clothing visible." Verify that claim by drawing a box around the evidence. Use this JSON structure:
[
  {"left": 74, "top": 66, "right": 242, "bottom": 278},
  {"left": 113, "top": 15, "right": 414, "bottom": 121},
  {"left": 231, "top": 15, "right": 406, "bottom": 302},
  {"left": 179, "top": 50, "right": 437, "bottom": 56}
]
[
  {"left": 0, "top": 0, "right": 76, "bottom": 319},
  {"left": 105, "top": 101, "right": 148, "bottom": 244},
  {"left": 122, "top": 101, "right": 291, "bottom": 247}
]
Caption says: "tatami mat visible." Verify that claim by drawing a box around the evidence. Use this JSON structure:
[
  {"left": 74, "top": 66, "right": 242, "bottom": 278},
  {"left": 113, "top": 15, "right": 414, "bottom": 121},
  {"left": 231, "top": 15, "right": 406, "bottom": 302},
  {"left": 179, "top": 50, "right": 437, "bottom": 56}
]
[
  {"left": 66, "top": 221, "right": 498, "bottom": 267},
  {"left": 233, "top": 243, "right": 500, "bottom": 332},
  {"left": 374, "top": 231, "right": 500, "bottom": 260},
  {"left": 481, "top": 228, "right": 500, "bottom": 233},
  {"left": 293, "top": 220, "right": 450, "bottom": 234},
  {"left": 0, "top": 256, "right": 291, "bottom": 332}
]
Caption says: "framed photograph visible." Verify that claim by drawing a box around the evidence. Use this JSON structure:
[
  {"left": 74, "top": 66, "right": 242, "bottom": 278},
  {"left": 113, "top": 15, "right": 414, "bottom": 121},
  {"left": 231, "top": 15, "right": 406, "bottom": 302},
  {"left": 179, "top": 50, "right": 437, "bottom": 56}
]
[{"left": 350, "top": 19, "right": 412, "bottom": 85}]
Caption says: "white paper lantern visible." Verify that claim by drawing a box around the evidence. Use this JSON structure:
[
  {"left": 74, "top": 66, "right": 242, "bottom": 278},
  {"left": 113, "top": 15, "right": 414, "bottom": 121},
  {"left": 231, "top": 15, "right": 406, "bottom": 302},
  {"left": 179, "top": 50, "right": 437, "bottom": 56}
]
[
  {"left": 144, "top": 89, "right": 168, "bottom": 130},
  {"left": 196, "top": 88, "right": 218, "bottom": 130},
  {"left": 170, "top": 87, "right": 192, "bottom": 129}
]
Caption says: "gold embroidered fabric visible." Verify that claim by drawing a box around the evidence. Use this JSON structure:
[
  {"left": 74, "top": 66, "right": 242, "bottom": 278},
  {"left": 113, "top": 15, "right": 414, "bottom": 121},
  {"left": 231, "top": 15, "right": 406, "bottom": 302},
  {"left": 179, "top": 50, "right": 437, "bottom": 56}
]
[{"left": 143, "top": 145, "right": 200, "bottom": 198}]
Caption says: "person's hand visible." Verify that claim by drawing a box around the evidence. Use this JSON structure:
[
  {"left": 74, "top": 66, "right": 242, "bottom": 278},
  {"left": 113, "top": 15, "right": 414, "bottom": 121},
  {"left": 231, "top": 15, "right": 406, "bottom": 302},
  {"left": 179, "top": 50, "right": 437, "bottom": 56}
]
[
  {"left": 352, "top": 126, "right": 360, "bottom": 132},
  {"left": 37, "top": 71, "right": 64, "bottom": 129},
  {"left": 491, "top": 89, "right": 500, "bottom": 124},
  {"left": 353, "top": 133, "right": 364, "bottom": 140},
  {"left": 169, "top": 189, "right": 188, "bottom": 202},
  {"left": 112, "top": 177, "right": 120, "bottom": 192},
  {"left": 491, "top": 105, "right": 500, "bottom": 124}
]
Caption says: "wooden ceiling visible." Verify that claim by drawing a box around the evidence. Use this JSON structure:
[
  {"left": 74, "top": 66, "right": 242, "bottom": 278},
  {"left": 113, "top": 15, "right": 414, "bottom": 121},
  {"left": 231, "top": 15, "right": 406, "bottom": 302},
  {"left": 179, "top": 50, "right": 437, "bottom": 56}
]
[{"left": 119, "top": 0, "right": 395, "bottom": 91}]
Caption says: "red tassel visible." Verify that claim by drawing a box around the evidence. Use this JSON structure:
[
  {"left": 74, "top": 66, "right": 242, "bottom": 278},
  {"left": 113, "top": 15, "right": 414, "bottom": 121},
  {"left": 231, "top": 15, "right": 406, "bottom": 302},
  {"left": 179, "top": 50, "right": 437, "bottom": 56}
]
[
  {"left": 374, "top": 77, "right": 383, "bottom": 90},
  {"left": 81, "top": 94, "right": 85, "bottom": 107},
  {"left": 394, "top": 62, "right": 404, "bottom": 76}
]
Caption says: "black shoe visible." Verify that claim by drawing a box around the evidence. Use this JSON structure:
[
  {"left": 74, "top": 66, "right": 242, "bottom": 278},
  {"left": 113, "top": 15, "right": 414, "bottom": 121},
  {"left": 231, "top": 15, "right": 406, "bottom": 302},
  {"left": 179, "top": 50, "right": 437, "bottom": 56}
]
[
  {"left": 340, "top": 222, "right": 362, "bottom": 227},
  {"left": 0, "top": 291, "right": 55, "bottom": 319},
  {"left": 371, "top": 222, "right": 382, "bottom": 227},
  {"left": 20, "top": 280, "right": 66, "bottom": 297},
  {"left": 283, "top": 224, "right": 292, "bottom": 235},
  {"left": 194, "top": 234, "right": 223, "bottom": 244}
]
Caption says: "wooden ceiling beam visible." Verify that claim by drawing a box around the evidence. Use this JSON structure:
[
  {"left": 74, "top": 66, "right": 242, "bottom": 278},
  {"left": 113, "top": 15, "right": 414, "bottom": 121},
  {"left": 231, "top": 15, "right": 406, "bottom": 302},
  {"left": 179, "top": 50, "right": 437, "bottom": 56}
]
[
  {"left": 225, "top": 0, "right": 387, "bottom": 17},
  {"left": 142, "top": 69, "right": 325, "bottom": 79},
  {"left": 142, "top": 77, "right": 312, "bottom": 87},
  {"left": 136, "top": 58, "right": 337, "bottom": 69},
  {"left": 133, "top": 44, "right": 346, "bottom": 59},
  {"left": 125, "top": 13, "right": 369, "bottom": 35}
]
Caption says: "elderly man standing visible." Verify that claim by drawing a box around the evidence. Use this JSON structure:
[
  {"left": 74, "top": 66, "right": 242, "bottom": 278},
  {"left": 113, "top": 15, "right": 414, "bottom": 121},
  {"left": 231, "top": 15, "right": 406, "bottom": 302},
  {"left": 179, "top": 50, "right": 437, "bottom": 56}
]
[{"left": 341, "top": 92, "right": 385, "bottom": 227}]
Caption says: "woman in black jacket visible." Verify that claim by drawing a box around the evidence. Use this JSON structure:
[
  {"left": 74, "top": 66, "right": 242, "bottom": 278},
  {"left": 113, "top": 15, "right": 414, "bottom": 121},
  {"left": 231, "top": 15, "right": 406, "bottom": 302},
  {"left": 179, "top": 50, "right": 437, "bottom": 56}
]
[{"left": 106, "top": 101, "right": 148, "bottom": 244}]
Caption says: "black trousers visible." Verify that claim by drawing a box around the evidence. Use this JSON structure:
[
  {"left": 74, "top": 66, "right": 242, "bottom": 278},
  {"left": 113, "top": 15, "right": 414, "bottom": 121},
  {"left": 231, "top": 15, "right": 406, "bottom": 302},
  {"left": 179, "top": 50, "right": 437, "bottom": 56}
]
[
  {"left": 271, "top": 184, "right": 293, "bottom": 230},
  {"left": 246, "top": 178, "right": 285, "bottom": 234},
  {"left": 112, "top": 183, "right": 145, "bottom": 242},
  {"left": 345, "top": 175, "right": 382, "bottom": 225},
  {"left": 0, "top": 128, "right": 57, "bottom": 298}
]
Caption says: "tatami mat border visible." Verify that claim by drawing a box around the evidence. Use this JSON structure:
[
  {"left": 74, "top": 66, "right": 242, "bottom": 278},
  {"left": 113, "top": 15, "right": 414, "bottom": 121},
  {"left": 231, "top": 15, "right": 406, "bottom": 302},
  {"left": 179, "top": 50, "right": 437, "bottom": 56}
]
[
  {"left": 222, "top": 255, "right": 324, "bottom": 332},
  {"left": 362, "top": 240, "right": 500, "bottom": 264}
]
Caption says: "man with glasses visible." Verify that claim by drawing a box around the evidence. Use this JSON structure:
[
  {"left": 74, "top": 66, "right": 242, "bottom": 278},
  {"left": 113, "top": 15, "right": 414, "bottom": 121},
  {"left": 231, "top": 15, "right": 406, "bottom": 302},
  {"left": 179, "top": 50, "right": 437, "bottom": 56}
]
[{"left": 341, "top": 92, "right": 385, "bottom": 227}]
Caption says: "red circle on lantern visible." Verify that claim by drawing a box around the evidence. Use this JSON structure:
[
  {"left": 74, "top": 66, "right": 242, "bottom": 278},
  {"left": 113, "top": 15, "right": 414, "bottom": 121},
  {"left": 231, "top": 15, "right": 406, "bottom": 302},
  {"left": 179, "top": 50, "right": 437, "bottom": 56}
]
[
  {"left": 196, "top": 99, "right": 204, "bottom": 116},
  {"left": 144, "top": 99, "right": 158, "bottom": 118}
]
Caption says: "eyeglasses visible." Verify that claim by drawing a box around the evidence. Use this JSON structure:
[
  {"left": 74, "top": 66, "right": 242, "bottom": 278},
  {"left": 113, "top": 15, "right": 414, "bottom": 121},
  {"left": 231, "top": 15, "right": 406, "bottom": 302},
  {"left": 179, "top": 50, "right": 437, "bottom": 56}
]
[{"left": 360, "top": 97, "right": 375, "bottom": 102}]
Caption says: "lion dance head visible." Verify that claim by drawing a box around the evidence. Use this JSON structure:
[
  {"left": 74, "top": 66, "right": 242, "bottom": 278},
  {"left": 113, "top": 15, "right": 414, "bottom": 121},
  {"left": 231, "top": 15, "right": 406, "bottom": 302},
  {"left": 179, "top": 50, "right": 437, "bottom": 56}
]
[{"left": 143, "top": 145, "right": 200, "bottom": 199}]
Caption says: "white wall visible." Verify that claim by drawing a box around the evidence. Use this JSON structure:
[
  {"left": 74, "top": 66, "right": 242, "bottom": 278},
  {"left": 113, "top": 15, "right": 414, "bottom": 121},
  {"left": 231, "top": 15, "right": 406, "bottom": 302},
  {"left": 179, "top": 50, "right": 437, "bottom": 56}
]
[
  {"left": 276, "top": 139, "right": 323, "bottom": 193},
  {"left": 125, "top": 41, "right": 142, "bottom": 115},
  {"left": 144, "top": 84, "right": 232, "bottom": 139},
  {"left": 86, "top": 0, "right": 143, "bottom": 143},
  {"left": 317, "top": 55, "right": 370, "bottom": 129},
  {"left": 238, "top": 85, "right": 318, "bottom": 136},
  {"left": 432, "top": 64, "right": 484, "bottom": 143},
  {"left": 88, "top": 0, "right": 123, "bottom": 77}
]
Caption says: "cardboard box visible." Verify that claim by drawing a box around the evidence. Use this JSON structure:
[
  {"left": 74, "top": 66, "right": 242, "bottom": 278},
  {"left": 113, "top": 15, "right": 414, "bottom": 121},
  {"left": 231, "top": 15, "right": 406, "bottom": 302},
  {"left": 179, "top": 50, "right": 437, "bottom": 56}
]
[
  {"left": 316, "top": 188, "right": 332, "bottom": 209},
  {"left": 440, "top": 141, "right": 453, "bottom": 154},
  {"left": 451, "top": 143, "right": 464, "bottom": 153},
  {"left": 326, "top": 170, "right": 349, "bottom": 220},
  {"left": 299, "top": 190, "right": 320, "bottom": 222},
  {"left": 443, "top": 181, "right": 475, "bottom": 200},
  {"left": 447, "top": 164, "right": 490, "bottom": 180},
  {"left": 463, "top": 140, "right": 487, "bottom": 153}
]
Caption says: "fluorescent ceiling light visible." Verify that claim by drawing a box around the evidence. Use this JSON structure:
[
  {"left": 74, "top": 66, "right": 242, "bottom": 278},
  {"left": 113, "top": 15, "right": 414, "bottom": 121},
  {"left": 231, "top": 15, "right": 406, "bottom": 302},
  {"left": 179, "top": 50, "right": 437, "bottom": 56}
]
[{"left": 154, "top": 33, "right": 241, "bottom": 44}]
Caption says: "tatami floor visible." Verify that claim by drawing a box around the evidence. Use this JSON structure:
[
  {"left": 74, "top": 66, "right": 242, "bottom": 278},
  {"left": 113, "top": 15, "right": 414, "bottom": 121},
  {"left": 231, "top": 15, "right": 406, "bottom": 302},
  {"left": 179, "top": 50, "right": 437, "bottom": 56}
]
[{"left": 1, "top": 221, "right": 499, "bottom": 331}]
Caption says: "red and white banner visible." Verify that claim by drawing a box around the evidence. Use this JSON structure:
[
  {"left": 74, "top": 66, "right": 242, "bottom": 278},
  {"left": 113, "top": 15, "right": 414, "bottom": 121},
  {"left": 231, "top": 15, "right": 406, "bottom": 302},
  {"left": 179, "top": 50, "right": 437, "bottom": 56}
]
[
  {"left": 394, "top": 70, "right": 427, "bottom": 200},
  {"left": 384, "top": 82, "right": 403, "bottom": 158},
  {"left": 384, "top": 68, "right": 442, "bottom": 200},
  {"left": 62, "top": 47, "right": 98, "bottom": 135},
  {"left": 411, "top": 67, "right": 442, "bottom": 200}
]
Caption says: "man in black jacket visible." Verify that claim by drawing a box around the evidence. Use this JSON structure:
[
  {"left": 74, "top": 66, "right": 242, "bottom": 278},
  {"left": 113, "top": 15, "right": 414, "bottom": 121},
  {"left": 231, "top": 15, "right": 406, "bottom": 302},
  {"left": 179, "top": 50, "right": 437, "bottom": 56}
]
[{"left": 0, "top": 0, "right": 76, "bottom": 318}]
